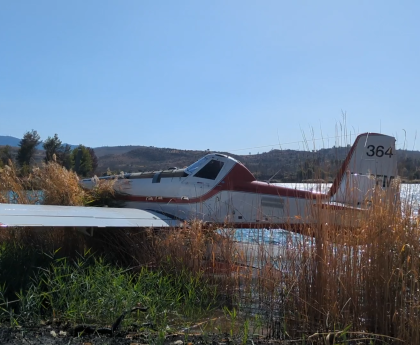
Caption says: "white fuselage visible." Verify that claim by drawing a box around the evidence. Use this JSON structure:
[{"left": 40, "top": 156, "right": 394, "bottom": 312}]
[
  {"left": 82, "top": 154, "right": 320, "bottom": 228},
  {"left": 81, "top": 132, "right": 399, "bottom": 230}
]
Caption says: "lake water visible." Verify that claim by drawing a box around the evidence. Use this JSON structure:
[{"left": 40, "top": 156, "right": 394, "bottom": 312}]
[{"left": 3, "top": 190, "right": 43, "bottom": 204}]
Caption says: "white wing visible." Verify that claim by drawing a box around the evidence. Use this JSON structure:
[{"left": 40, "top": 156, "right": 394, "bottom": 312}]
[{"left": 0, "top": 203, "right": 180, "bottom": 228}]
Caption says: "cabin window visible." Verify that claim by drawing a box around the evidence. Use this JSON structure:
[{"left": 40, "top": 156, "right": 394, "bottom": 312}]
[{"left": 194, "top": 160, "right": 224, "bottom": 180}]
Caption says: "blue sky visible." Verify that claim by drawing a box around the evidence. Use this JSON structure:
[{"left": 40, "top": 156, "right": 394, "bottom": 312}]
[{"left": 1, "top": 1, "right": 419, "bottom": 153}]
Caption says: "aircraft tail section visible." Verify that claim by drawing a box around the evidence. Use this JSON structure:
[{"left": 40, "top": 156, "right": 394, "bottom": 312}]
[{"left": 328, "top": 133, "right": 398, "bottom": 206}]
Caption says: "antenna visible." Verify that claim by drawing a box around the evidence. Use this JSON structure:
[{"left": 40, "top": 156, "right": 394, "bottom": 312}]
[{"left": 267, "top": 168, "right": 282, "bottom": 184}]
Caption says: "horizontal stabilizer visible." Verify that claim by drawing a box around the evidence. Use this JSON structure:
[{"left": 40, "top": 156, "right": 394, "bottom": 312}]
[{"left": 318, "top": 201, "right": 368, "bottom": 211}]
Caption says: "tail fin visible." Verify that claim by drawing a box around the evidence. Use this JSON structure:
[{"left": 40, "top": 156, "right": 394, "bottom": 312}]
[{"left": 328, "top": 133, "right": 397, "bottom": 206}]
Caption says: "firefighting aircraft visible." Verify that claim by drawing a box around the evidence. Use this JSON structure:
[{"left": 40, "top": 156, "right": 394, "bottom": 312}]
[
  {"left": 81, "top": 132, "right": 398, "bottom": 229},
  {"left": 0, "top": 133, "right": 397, "bottom": 232}
]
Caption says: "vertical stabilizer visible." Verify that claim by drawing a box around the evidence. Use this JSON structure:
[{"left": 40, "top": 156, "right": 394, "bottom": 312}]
[{"left": 328, "top": 133, "right": 397, "bottom": 206}]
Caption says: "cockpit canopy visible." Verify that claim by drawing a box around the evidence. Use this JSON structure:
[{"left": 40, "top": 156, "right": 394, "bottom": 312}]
[
  {"left": 185, "top": 156, "right": 211, "bottom": 175},
  {"left": 185, "top": 154, "right": 238, "bottom": 180}
]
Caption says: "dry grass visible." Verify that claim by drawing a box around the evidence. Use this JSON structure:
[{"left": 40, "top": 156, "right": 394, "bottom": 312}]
[
  {"left": 0, "top": 161, "right": 34, "bottom": 204},
  {"left": 0, "top": 160, "right": 116, "bottom": 206},
  {"left": 218, "top": 183, "right": 420, "bottom": 343},
  {"left": 30, "top": 161, "right": 85, "bottom": 206},
  {"left": 144, "top": 183, "right": 420, "bottom": 343},
  {"left": 1, "top": 160, "right": 420, "bottom": 343}
]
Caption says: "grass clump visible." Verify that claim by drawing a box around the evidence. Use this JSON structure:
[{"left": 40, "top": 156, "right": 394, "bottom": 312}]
[
  {"left": 0, "top": 160, "right": 117, "bottom": 206},
  {"left": 30, "top": 161, "right": 85, "bottom": 206},
  {"left": 0, "top": 161, "right": 35, "bottom": 204},
  {"left": 0, "top": 247, "right": 218, "bottom": 335}
]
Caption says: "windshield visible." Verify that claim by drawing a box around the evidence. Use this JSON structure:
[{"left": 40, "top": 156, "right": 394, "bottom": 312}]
[
  {"left": 195, "top": 160, "right": 224, "bottom": 180},
  {"left": 185, "top": 156, "right": 210, "bottom": 175}
]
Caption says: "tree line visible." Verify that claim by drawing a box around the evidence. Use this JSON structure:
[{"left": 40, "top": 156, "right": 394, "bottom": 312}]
[
  {"left": 4, "top": 130, "right": 420, "bottom": 181},
  {"left": 0, "top": 130, "right": 97, "bottom": 177}
]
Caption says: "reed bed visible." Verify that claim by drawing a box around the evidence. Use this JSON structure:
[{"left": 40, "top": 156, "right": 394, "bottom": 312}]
[
  {"left": 223, "top": 184, "right": 420, "bottom": 343},
  {"left": 1, "top": 160, "right": 420, "bottom": 343}
]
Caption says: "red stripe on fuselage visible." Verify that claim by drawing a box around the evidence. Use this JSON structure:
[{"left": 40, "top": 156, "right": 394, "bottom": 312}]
[{"left": 116, "top": 163, "right": 326, "bottom": 203}]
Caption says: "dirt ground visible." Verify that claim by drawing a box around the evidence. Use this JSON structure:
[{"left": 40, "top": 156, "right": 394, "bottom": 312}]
[{"left": 0, "top": 325, "right": 285, "bottom": 345}]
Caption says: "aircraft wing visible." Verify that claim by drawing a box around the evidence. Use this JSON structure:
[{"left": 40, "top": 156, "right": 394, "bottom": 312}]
[{"left": 0, "top": 203, "right": 181, "bottom": 228}]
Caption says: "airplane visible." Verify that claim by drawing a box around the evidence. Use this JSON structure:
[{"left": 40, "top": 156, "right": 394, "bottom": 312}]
[{"left": 78, "top": 132, "right": 398, "bottom": 231}]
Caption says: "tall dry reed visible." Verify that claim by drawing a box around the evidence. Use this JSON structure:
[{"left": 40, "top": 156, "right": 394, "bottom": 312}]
[
  {"left": 147, "top": 179, "right": 419, "bottom": 342},
  {"left": 0, "top": 160, "right": 117, "bottom": 206},
  {"left": 0, "top": 161, "right": 34, "bottom": 204},
  {"left": 210, "top": 182, "right": 420, "bottom": 343}
]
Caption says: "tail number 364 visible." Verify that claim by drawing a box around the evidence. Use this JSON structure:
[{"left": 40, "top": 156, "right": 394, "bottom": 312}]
[{"left": 366, "top": 145, "right": 394, "bottom": 158}]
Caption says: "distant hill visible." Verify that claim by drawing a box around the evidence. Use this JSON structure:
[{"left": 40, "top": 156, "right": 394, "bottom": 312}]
[
  {"left": 94, "top": 144, "right": 420, "bottom": 182},
  {"left": 95, "top": 144, "right": 420, "bottom": 182},
  {"left": 0, "top": 136, "right": 21, "bottom": 147},
  {"left": 3, "top": 135, "right": 420, "bottom": 181},
  {"left": 94, "top": 145, "right": 144, "bottom": 158}
]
